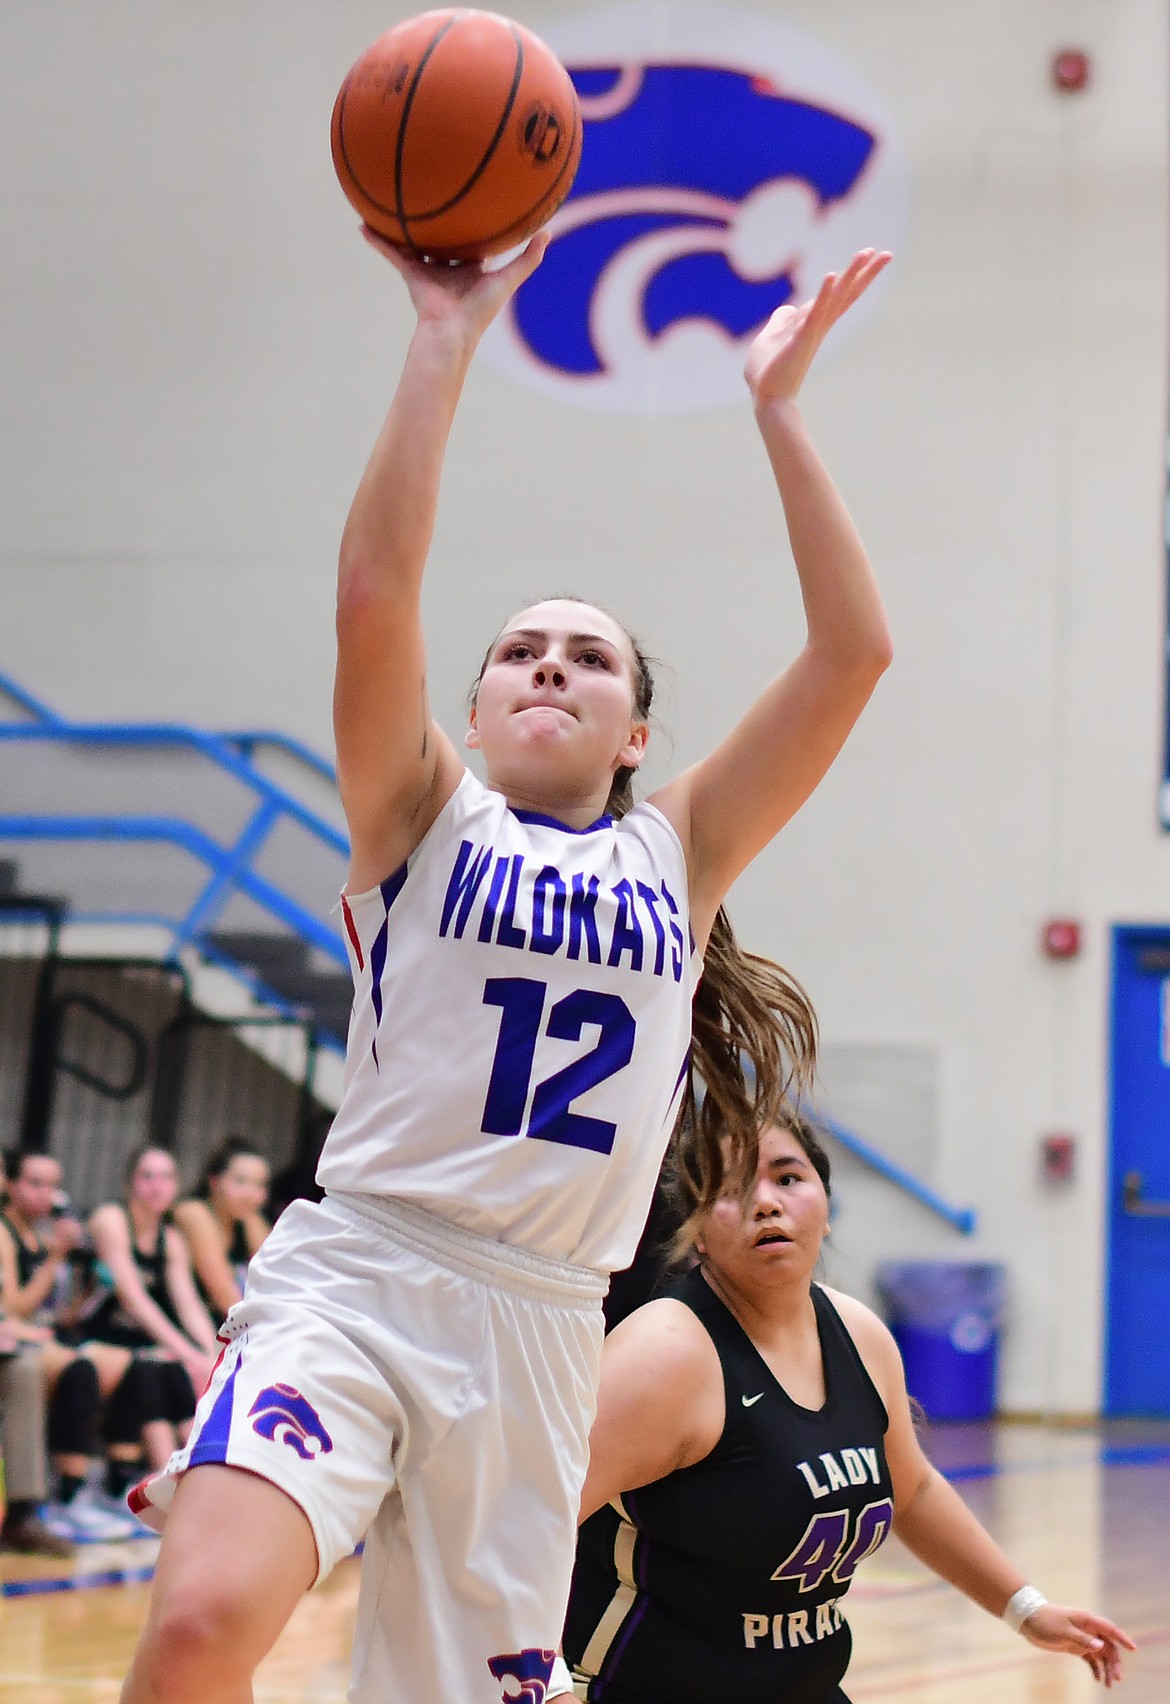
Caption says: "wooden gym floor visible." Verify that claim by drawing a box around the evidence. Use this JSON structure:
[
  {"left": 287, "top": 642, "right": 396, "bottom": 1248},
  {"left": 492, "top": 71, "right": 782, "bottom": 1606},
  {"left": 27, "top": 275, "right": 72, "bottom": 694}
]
[{"left": 2, "top": 1420, "right": 1168, "bottom": 1703}]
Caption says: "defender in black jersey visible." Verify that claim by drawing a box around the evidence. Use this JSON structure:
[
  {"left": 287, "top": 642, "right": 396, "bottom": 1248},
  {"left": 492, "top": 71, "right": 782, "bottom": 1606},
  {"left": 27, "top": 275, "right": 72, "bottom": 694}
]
[
  {"left": 560, "top": 1119, "right": 1134, "bottom": 1702},
  {"left": 568, "top": 1266, "right": 890, "bottom": 1704}
]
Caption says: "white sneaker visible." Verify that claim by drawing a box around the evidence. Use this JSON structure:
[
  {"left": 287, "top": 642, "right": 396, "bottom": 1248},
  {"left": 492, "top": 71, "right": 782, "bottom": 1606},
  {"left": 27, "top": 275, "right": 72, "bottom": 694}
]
[
  {"left": 42, "top": 1486, "right": 144, "bottom": 1543},
  {"left": 85, "top": 1486, "right": 156, "bottom": 1536}
]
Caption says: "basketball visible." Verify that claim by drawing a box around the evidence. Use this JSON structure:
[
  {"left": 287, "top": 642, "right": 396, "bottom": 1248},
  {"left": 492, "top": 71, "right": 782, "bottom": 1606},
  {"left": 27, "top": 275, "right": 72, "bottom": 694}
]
[{"left": 331, "top": 9, "right": 582, "bottom": 262}]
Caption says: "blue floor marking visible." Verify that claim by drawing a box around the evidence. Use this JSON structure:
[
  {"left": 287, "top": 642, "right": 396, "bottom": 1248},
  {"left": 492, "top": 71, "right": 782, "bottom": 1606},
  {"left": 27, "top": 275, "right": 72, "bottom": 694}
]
[
  {"left": 942, "top": 1443, "right": 1170, "bottom": 1483},
  {"left": 2, "top": 1560, "right": 157, "bottom": 1597},
  {"left": 2, "top": 1540, "right": 364, "bottom": 1598},
  {"left": 1100, "top": 1444, "right": 1170, "bottom": 1467}
]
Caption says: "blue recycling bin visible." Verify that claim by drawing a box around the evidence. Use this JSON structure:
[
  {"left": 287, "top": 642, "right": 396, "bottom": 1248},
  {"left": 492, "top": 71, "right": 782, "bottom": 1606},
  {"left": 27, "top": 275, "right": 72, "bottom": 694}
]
[{"left": 876, "top": 1262, "right": 1005, "bottom": 1421}]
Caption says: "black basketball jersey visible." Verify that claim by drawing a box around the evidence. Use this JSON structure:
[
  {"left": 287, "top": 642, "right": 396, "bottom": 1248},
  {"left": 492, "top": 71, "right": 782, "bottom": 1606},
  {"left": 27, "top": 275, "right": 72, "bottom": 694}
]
[
  {"left": 190, "top": 1211, "right": 252, "bottom": 1320},
  {"left": 563, "top": 1266, "right": 893, "bottom": 1704},
  {"left": 0, "top": 1211, "right": 48, "bottom": 1290},
  {"left": 85, "top": 1208, "right": 181, "bottom": 1349}
]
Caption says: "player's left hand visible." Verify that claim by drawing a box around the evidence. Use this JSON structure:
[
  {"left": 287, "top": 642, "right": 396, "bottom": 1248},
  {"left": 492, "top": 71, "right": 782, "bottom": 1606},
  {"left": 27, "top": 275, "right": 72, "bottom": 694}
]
[
  {"left": 744, "top": 248, "right": 891, "bottom": 412},
  {"left": 1020, "top": 1602, "right": 1136, "bottom": 1687}
]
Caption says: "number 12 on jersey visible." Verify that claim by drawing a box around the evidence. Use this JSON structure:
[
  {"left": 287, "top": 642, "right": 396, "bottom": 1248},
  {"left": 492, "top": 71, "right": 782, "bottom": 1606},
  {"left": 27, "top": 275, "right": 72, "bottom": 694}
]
[{"left": 481, "top": 977, "right": 636, "bottom": 1154}]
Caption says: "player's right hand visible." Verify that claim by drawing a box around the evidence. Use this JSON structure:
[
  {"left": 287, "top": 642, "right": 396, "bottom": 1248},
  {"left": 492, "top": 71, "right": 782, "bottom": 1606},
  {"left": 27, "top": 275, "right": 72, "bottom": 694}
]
[{"left": 362, "top": 224, "right": 548, "bottom": 346}]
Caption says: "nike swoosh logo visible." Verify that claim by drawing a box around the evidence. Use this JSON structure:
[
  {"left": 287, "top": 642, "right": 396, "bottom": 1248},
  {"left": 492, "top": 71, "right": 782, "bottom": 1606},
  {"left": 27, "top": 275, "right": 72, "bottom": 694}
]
[{"left": 742, "top": 1392, "right": 765, "bottom": 1407}]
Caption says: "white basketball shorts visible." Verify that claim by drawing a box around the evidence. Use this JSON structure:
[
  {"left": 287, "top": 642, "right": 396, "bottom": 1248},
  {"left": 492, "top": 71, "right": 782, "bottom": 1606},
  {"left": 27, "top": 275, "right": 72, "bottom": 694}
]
[{"left": 131, "top": 1192, "right": 606, "bottom": 1704}]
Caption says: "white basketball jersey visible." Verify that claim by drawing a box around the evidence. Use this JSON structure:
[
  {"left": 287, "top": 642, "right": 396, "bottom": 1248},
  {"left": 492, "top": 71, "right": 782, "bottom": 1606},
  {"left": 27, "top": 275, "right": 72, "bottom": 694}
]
[{"left": 316, "top": 770, "right": 702, "bottom": 1270}]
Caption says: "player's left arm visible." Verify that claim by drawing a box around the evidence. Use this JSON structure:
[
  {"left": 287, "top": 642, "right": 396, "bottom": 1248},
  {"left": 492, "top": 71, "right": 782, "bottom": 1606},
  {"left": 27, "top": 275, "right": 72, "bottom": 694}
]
[
  {"left": 0, "top": 1223, "right": 50, "bottom": 1340},
  {"left": 651, "top": 252, "right": 894, "bottom": 943},
  {"left": 172, "top": 1200, "right": 242, "bottom": 1321},
  {"left": 0, "top": 1217, "right": 22, "bottom": 1317},
  {"left": 830, "top": 1289, "right": 1136, "bottom": 1688}
]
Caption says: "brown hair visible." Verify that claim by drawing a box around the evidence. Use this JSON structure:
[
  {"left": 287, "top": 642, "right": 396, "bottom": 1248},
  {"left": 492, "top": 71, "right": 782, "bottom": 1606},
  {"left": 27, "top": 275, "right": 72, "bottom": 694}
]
[
  {"left": 121, "top": 1143, "right": 175, "bottom": 1191},
  {"left": 196, "top": 1135, "right": 270, "bottom": 1201},
  {"left": 473, "top": 597, "right": 818, "bottom": 1204}
]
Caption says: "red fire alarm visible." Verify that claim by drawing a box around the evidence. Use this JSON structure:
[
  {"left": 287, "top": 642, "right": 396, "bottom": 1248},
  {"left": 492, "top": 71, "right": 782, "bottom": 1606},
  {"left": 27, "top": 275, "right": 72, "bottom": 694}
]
[
  {"left": 1041, "top": 1133, "right": 1076, "bottom": 1182},
  {"left": 1051, "top": 49, "right": 1091, "bottom": 93},
  {"left": 1042, "top": 918, "right": 1081, "bottom": 959}
]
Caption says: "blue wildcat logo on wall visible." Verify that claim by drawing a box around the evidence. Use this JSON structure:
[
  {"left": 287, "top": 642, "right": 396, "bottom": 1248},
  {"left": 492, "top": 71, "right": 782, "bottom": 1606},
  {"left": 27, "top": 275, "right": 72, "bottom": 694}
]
[{"left": 480, "top": 4, "right": 906, "bottom": 415}]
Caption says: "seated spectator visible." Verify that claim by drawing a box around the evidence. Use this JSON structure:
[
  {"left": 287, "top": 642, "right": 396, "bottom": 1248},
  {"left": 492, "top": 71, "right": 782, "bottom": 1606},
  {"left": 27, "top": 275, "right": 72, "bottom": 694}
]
[
  {"left": 172, "top": 1137, "right": 271, "bottom": 1322},
  {"left": 0, "top": 1151, "right": 72, "bottom": 1556},
  {"left": 86, "top": 1146, "right": 218, "bottom": 1509},
  {"left": 0, "top": 1314, "right": 76, "bottom": 1555},
  {"left": 1, "top": 1147, "right": 145, "bottom": 1541}
]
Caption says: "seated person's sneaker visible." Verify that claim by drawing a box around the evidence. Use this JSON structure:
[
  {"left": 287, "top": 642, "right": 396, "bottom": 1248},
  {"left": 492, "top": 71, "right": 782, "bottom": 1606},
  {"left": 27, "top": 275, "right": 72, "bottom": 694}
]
[
  {"left": 87, "top": 1485, "right": 156, "bottom": 1536},
  {"left": 1, "top": 1506, "right": 75, "bottom": 1557},
  {"left": 41, "top": 1486, "right": 145, "bottom": 1543}
]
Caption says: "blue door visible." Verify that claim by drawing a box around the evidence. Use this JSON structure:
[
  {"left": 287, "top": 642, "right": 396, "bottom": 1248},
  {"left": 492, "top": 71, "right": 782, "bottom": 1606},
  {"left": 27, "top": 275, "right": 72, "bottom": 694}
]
[{"left": 1106, "top": 927, "right": 1170, "bottom": 1415}]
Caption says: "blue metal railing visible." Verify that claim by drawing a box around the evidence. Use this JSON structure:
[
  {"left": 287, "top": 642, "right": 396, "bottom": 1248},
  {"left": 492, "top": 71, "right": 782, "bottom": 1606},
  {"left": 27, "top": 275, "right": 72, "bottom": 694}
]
[
  {"left": 0, "top": 814, "right": 347, "bottom": 966},
  {"left": 220, "top": 730, "right": 338, "bottom": 785},
  {"left": 0, "top": 722, "right": 347, "bottom": 855},
  {"left": 0, "top": 669, "right": 349, "bottom": 994},
  {"left": 816, "top": 1112, "right": 976, "bottom": 1235}
]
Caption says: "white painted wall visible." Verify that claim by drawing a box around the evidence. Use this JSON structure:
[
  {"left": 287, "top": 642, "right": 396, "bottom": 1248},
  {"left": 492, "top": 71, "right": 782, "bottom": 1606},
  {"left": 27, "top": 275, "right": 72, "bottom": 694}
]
[{"left": 2, "top": 0, "right": 1166, "bottom": 1411}]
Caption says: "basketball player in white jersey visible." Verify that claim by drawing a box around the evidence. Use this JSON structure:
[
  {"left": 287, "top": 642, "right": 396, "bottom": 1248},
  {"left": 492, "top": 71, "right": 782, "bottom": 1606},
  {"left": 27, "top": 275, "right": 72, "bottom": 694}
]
[{"left": 120, "top": 234, "right": 893, "bottom": 1704}]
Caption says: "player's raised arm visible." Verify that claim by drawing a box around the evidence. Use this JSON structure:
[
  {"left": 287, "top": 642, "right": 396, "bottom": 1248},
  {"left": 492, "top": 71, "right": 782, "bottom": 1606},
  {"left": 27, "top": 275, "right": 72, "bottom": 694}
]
[
  {"left": 651, "top": 250, "right": 894, "bottom": 942},
  {"left": 333, "top": 230, "right": 548, "bottom": 891}
]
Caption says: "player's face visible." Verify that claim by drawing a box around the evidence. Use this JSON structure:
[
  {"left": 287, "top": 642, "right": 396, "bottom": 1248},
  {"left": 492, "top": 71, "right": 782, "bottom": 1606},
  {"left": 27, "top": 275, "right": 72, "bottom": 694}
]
[
  {"left": 212, "top": 1155, "right": 270, "bottom": 1220},
  {"left": 130, "top": 1149, "right": 179, "bottom": 1215},
  {"left": 10, "top": 1156, "right": 62, "bottom": 1223},
  {"left": 698, "top": 1125, "right": 829, "bottom": 1295},
  {"left": 467, "top": 600, "right": 647, "bottom": 808}
]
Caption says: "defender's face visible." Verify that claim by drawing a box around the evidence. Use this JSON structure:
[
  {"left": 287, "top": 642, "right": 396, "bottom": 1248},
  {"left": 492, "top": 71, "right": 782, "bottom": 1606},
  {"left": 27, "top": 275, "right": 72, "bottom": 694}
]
[
  {"left": 698, "top": 1126, "right": 830, "bottom": 1291},
  {"left": 468, "top": 600, "right": 647, "bottom": 808}
]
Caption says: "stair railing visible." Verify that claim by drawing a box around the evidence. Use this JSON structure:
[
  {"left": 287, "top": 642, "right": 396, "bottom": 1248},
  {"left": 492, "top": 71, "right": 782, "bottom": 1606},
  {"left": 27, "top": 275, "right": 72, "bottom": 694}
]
[
  {"left": 814, "top": 1110, "right": 976, "bottom": 1235},
  {"left": 0, "top": 669, "right": 349, "bottom": 987}
]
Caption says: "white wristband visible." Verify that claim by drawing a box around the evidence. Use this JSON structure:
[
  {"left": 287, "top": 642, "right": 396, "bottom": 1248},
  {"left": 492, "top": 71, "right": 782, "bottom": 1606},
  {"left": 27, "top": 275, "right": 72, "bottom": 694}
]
[
  {"left": 1002, "top": 1585, "right": 1048, "bottom": 1633},
  {"left": 547, "top": 1655, "right": 576, "bottom": 1698}
]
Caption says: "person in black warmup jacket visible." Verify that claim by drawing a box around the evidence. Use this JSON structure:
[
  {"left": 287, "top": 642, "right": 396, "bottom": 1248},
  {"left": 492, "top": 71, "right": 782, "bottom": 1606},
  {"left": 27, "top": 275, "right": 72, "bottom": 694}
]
[{"left": 555, "top": 1114, "right": 1134, "bottom": 1703}]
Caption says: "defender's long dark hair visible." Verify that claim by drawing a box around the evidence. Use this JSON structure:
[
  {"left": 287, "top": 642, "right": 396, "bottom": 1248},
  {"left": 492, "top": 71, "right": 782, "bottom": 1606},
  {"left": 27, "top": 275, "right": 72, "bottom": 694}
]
[{"left": 473, "top": 599, "right": 819, "bottom": 1209}]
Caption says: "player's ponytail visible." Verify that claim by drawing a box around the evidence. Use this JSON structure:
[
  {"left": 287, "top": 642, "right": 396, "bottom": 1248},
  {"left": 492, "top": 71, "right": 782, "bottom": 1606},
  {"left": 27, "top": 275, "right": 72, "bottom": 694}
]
[{"left": 676, "top": 908, "right": 818, "bottom": 1226}]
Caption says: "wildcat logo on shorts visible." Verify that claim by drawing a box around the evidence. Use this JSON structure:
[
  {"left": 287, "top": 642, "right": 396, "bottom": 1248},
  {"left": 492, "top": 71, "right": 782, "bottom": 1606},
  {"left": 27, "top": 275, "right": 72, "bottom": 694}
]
[
  {"left": 480, "top": 3, "right": 906, "bottom": 415},
  {"left": 248, "top": 1384, "right": 334, "bottom": 1460},
  {"left": 487, "top": 1649, "right": 557, "bottom": 1704}
]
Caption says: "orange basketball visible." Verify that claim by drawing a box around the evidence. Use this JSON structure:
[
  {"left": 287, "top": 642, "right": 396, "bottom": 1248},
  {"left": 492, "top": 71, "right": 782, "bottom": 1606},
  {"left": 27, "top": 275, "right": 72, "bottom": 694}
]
[{"left": 331, "top": 9, "right": 582, "bottom": 262}]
